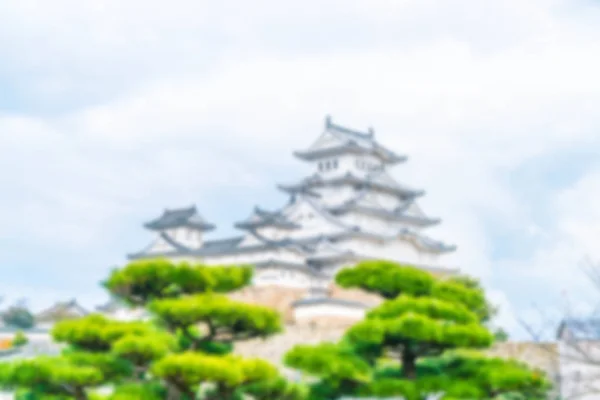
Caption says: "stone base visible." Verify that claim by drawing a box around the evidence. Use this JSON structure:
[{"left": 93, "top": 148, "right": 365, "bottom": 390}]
[{"left": 229, "top": 285, "right": 307, "bottom": 323}]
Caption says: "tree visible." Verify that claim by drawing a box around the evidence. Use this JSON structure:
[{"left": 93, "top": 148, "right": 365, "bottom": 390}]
[
  {"left": 0, "top": 259, "right": 306, "bottom": 400},
  {"left": 11, "top": 331, "right": 28, "bottom": 347},
  {"left": 515, "top": 257, "right": 600, "bottom": 399},
  {"left": 1, "top": 304, "right": 35, "bottom": 330},
  {"left": 284, "top": 261, "right": 551, "bottom": 399}
]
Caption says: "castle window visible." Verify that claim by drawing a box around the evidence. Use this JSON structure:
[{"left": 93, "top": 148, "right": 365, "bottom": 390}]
[
  {"left": 332, "top": 159, "right": 338, "bottom": 169},
  {"left": 325, "top": 161, "right": 331, "bottom": 170},
  {"left": 318, "top": 162, "right": 323, "bottom": 171}
]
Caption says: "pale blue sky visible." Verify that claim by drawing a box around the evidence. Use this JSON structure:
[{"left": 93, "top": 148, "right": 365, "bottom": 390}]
[{"left": 1, "top": 0, "right": 600, "bottom": 339}]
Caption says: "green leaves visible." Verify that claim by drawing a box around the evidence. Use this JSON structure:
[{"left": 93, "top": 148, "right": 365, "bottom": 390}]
[
  {"left": 104, "top": 259, "right": 176, "bottom": 306},
  {"left": 106, "top": 382, "right": 166, "bottom": 400},
  {"left": 336, "top": 260, "right": 435, "bottom": 299},
  {"left": 105, "top": 260, "right": 254, "bottom": 306},
  {"left": 112, "top": 333, "right": 175, "bottom": 367},
  {"left": 0, "top": 258, "right": 296, "bottom": 400},
  {"left": 52, "top": 314, "right": 150, "bottom": 352},
  {"left": 368, "top": 295, "right": 478, "bottom": 324},
  {"left": 150, "top": 293, "right": 282, "bottom": 340},
  {"left": 0, "top": 357, "right": 103, "bottom": 396},
  {"left": 11, "top": 331, "right": 28, "bottom": 347},
  {"left": 285, "top": 261, "right": 550, "bottom": 399},
  {"left": 152, "top": 352, "right": 278, "bottom": 393},
  {"left": 239, "top": 377, "right": 308, "bottom": 400},
  {"left": 284, "top": 343, "right": 371, "bottom": 383}
]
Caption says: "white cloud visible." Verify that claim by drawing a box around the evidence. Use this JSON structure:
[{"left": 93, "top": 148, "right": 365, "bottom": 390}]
[{"left": 1, "top": 0, "right": 599, "bottom": 330}]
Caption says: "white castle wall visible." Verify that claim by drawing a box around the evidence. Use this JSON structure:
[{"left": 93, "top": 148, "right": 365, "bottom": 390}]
[
  {"left": 339, "top": 238, "right": 440, "bottom": 267},
  {"left": 558, "top": 340, "right": 600, "bottom": 400}
]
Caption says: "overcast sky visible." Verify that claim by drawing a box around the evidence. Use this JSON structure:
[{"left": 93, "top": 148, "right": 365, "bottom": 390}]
[{"left": 1, "top": 0, "right": 600, "bottom": 339}]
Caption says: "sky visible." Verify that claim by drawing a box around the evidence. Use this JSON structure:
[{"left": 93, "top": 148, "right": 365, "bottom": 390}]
[{"left": 1, "top": 0, "right": 600, "bottom": 339}]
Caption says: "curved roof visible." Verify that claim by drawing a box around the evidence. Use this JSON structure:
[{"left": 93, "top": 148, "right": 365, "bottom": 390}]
[
  {"left": 293, "top": 116, "right": 407, "bottom": 164},
  {"left": 278, "top": 171, "right": 424, "bottom": 199},
  {"left": 329, "top": 229, "right": 456, "bottom": 254},
  {"left": 254, "top": 259, "right": 324, "bottom": 277},
  {"left": 144, "top": 205, "right": 216, "bottom": 232},
  {"left": 329, "top": 203, "right": 440, "bottom": 227},
  {"left": 235, "top": 206, "right": 301, "bottom": 230}
]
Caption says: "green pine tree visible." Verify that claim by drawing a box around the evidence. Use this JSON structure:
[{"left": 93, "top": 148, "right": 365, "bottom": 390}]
[
  {"left": 284, "top": 260, "right": 551, "bottom": 399},
  {"left": 0, "top": 259, "right": 307, "bottom": 400}
]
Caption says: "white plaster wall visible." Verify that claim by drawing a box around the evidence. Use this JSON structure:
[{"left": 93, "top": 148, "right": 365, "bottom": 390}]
[
  {"left": 339, "top": 212, "right": 402, "bottom": 235},
  {"left": 311, "top": 185, "right": 356, "bottom": 207},
  {"left": 294, "top": 303, "right": 366, "bottom": 320},
  {"left": 238, "top": 232, "right": 263, "bottom": 247},
  {"left": 559, "top": 340, "right": 600, "bottom": 400},
  {"left": 283, "top": 201, "right": 346, "bottom": 239},
  {"left": 339, "top": 238, "right": 440, "bottom": 267},
  {"left": 207, "top": 249, "right": 304, "bottom": 266},
  {"left": 147, "top": 236, "right": 175, "bottom": 253}
]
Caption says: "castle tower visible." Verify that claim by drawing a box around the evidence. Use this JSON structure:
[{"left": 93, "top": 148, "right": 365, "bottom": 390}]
[{"left": 123, "top": 116, "right": 458, "bottom": 325}]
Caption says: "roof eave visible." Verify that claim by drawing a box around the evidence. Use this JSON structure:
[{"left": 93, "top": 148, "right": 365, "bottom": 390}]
[
  {"left": 234, "top": 222, "right": 299, "bottom": 230},
  {"left": 276, "top": 184, "right": 322, "bottom": 198},
  {"left": 143, "top": 222, "right": 216, "bottom": 232}
]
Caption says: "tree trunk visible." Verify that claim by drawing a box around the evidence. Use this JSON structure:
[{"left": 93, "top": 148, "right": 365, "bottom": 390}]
[
  {"left": 401, "top": 350, "right": 417, "bottom": 379},
  {"left": 73, "top": 387, "right": 88, "bottom": 400},
  {"left": 166, "top": 385, "right": 180, "bottom": 400}
]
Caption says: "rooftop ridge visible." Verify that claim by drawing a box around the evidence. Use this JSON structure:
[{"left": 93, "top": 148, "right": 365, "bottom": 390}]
[{"left": 325, "top": 115, "right": 374, "bottom": 139}]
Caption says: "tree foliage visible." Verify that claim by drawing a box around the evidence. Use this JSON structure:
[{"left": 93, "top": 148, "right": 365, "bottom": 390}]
[
  {"left": 0, "top": 260, "right": 295, "bottom": 400},
  {"left": 1, "top": 305, "right": 35, "bottom": 330},
  {"left": 285, "top": 261, "right": 551, "bottom": 399},
  {"left": 11, "top": 331, "right": 28, "bottom": 347}
]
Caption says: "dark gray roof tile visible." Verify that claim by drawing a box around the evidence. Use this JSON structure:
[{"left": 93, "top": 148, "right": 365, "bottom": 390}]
[{"left": 144, "top": 205, "right": 216, "bottom": 231}]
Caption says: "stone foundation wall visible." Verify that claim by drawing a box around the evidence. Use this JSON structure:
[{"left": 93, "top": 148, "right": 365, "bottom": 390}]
[
  {"left": 235, "top": 323, "right": 348, "bottom": 371},
  {"left": 229, "top": 285, "right": 307, "bottom": 323},
  {"left": 328, "top": 286, "right": 383, "bottom": 307},
  {"left": 237, "top": 325, "right": 561, "bottom": 388},
  {"left": 489, "top": 341, "right": 559, "bottom": 383}
]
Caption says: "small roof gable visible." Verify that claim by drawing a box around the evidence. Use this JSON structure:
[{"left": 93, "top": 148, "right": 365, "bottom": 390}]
[
  {"left": 235, "top": 206, "right": 300, "bottom": 230},
  {"left": 278, "top": 171, "right": 424, "bottom": 199},
  {"left": 36, "top": 299, "right": 89, "bottom": 322},
  {"left": 144, "top": 205, "right": 216, "bottom": 231}
]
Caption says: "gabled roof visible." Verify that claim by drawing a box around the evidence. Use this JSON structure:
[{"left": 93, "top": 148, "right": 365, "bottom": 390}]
[
  {"left": 305, "top": 237, "right": 358, "bottom": 265},
  {"left": 254, "top": 259, "right": 324, "bottom": 277},
  {"left": 144, "top": 206, "right": 216, "bottom": 232},
  {"left": 327, "top": 187, "right": 439, "bottom": 226},
  {"left": 329, "top": 228, "right": 456, "bottom": 254},
  {"left": 399, "top": 229, "right": 456, "bottom": 253},
  {"left": 557, "top": 318, "right": 600, "bottom": 341},
  {"left": 235, "top": 206, "right": 301, "bottom": 230},
  {"left": 95, "top": 298, "right": 122, "bottom": 313},
  {"left": 35, "top": 299, "right": 89, "bottom": 322},
  {"left": 293, "top": 116, "right": 407, "bottom": 165},
  {"left": 128, "top": 235, "right": 245, "bottom": 259},
  {"left": 329, "top": 203, "right": 441, "bottom": 227},
  {"left": 278, "top": 171, "right": 424, "bottom": 199}
]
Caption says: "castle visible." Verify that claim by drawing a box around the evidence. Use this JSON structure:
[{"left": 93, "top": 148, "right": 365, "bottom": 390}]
[
  {"left": 114, "top": 115, "right": 458, "bottom": 326},
  {"left": 0, "top": 116, "right": 577, "bottom": 395}
]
